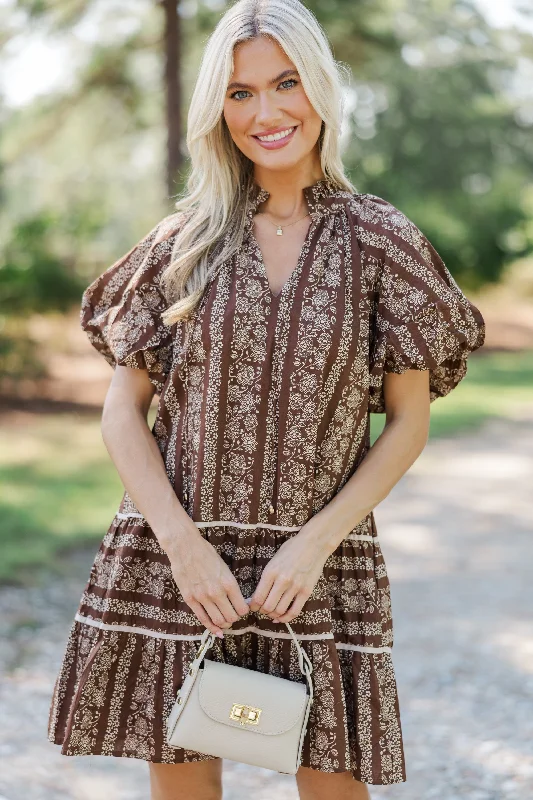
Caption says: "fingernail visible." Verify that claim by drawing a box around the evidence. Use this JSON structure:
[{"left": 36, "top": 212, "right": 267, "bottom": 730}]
[{"left": 216, "top": 631, "right": 224, "bottom": 639}]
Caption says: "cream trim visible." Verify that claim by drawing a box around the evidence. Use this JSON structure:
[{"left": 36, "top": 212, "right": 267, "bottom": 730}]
[
  {"left": 74, "top": 613, "right": 332, "bottom": 641},
  {"left": 114, "top": 513, "right": 377, "bottom": 542},
  {"left": 197, "top": 520, "right": 302, "bottom": 532},
  {"left": 335, "top": 642, "right": 392, "bottom": 654},
  {"left": 114, "top": 513, "right": 299, "bottom": 532},
  {"left": 74, "top": 612, "right": 391, "bottom": 652},
  {"left": 75, "top": 613, "right": 209, "bottom": 640}
]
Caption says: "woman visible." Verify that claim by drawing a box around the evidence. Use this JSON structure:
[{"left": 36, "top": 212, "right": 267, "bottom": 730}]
[{"left": 47, "top": 0, "right": 486, "bottom": 798}]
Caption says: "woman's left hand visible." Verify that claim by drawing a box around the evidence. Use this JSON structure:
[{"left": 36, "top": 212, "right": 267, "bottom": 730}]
[{"left": 247, "top": 526, "right": 331, "bottom": 623}]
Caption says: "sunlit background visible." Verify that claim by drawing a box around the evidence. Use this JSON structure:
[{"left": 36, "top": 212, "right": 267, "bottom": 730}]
[{"left": 1, "top": 1, "right": 532, "bottom": 798}]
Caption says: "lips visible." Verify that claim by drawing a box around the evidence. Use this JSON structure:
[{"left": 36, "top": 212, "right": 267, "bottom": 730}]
[
  {"left": 253, "top": 125, "right": 297, "bottom": 138},
  {"left": 251, "top": 126, "right": 298, "bottom": 149}
]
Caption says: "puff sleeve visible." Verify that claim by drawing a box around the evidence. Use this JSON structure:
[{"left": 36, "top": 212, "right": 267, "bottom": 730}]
[
  {"left": 80, "top": 214, "right": 182, "bottom": 396},
  {"left": 367, "top": 198, "right": 486, "bottom": 414}
]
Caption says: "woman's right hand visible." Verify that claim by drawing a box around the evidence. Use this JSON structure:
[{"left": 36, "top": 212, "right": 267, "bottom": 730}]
[
  {"left": 99, "top": 368, "right": 250, "bottom": 639},
  {"left": 168, "top": 530, "right": 251, "bottom": 637}
]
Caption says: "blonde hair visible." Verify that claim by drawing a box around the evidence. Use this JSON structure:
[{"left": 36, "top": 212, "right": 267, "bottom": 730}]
[{"left": 161, "top": 0, "right": 356, "bottom": 326}]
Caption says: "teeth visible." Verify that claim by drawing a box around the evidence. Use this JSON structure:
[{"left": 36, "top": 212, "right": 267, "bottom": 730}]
[{"left": 256, "top": 127, "right": 295, "bottom": 142}]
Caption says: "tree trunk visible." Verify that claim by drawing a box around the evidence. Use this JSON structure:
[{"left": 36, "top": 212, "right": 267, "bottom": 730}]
[{"left": 161, "top": 0, "right": 182, "bottom": 200}]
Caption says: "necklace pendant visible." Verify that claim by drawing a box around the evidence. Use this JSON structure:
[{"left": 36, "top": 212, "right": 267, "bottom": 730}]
[{"left": 276, "top": 226, "right": 283, "bottom": 236}]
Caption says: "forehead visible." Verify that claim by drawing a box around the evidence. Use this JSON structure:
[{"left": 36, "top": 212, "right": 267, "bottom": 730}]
[{"left": 230, "top": 36, "right": 296, "bottom": 82}]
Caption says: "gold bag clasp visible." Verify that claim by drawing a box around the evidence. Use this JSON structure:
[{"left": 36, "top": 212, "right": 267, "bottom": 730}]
[{"left": 230, "top": 703, "right": 262, "bottom": 725}]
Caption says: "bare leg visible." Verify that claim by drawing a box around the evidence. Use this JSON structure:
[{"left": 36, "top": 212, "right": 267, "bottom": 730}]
[
  {"left": 148, "top": 758, "right": 223, "bottom": 800},
  {"left": 296, "top": 765, "right": 371, "bottom": 800}
]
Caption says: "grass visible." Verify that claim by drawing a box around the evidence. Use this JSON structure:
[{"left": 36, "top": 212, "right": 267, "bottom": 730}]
[
  {"left": 370, "top": 348, "right": 533, "bottom": 443},
  {"left": 1, "top": 349, "right": 532, "bottom": 585},
  {"left": 0, "top": 414, "right": 124, "bottom": 585}
]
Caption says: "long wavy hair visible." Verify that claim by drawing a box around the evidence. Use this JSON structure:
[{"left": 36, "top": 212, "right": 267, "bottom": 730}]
[{"left": 160, "top": 0, "right": 356, "bottom": 326}]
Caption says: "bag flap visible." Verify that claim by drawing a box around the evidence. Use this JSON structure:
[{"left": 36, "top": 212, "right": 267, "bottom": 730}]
[{"left": 198, "top": 659, "right": 308, "bottom": 735}]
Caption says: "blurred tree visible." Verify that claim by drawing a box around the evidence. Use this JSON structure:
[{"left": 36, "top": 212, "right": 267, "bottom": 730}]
[
  {"left": 332, "top": 0, "right": 533, "bottom": 288},
  {"left": 1, "top": 212, "right": 91, "bottom": 314},
  {"left": 161, "top": 0, "right": 183, "bottom": 197},
  {"left": 7, "top": 0, "right": 185, "bottom": 196}
]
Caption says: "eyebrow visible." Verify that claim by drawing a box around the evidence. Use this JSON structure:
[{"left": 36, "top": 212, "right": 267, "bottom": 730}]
[{"left": 227, "top": 69, "right": 299, "bottom": 92}]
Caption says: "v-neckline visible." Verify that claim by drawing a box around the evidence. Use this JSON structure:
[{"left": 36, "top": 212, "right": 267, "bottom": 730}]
[
  {"left": 248, "top": 213, "right": 318, "bottom": 301},
  {"left": 244, "top": 176, "right": 340, "bottom": 301}
]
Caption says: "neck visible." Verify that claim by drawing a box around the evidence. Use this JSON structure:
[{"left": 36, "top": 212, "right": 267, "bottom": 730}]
[{"left": 253, "top": 169, "right": 325, "bottom": 221}]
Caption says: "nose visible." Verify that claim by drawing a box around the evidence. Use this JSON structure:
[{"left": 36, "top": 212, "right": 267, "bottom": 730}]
[{"left": 254, "top": 90, "right": 283, "bottom": 128}]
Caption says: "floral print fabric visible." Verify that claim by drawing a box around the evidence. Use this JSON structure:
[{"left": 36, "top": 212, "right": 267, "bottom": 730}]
[{"left": 48, "top": 178, "right": 485, "bottom": 785}]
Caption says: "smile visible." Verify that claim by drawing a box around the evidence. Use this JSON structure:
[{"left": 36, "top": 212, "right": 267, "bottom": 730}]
[
  {"left": 255, "top": 126, "right": 296, "bottom": 142},
  {"left": 252, "top": 126, "right": 298, "bottom": 150}
]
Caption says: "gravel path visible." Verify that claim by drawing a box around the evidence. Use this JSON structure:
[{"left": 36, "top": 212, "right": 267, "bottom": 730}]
[{"left": 1, "top": 408, "right": 532, "bottom": 800}]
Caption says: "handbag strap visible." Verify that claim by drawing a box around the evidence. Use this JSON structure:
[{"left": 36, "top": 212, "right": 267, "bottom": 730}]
[{"left": 191, "top": 621, "right": 314, "bottom": 703}]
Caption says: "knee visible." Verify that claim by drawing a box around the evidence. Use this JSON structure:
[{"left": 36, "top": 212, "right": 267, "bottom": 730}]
[
  {"left": 149, "top": 759, "right": 223, "bottom": 800},
  {"left": 296, "top": 765, "right": 370, "bottom": 800}
]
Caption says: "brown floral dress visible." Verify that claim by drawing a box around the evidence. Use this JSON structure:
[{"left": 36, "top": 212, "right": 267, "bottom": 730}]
[{"left": 47, "top": 177, "right": 486, "bottom": 785}]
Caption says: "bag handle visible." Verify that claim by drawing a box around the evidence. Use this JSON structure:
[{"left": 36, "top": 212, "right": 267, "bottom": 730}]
[{"left": 190, "top": 618, "right": 314, "bottom": 704}]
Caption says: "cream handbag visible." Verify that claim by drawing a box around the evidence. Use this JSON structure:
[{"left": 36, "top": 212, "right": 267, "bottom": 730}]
[{"left": 165, "top": 620, "right": 314, "bottom": 774}]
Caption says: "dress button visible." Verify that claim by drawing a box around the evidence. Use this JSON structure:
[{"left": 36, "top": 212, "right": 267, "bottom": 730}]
[{"left": 269, "top": 503, "right": 275, "bottom": 514}]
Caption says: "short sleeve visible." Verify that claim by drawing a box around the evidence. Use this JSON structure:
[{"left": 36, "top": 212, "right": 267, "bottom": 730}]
[
  {"left": 80, "top": 214, "right": 183, "bottom": 395},
  {"left": 367, "top": 199, "right": 486, "bottom": 414}
]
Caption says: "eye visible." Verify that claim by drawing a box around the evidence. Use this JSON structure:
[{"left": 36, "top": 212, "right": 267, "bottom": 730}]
[
  {"left": 229, "top": 89, "right": 250, "bottom": 101},
  {"left": 228, "top": 78, "right": 299, "bottom": 101},
  {"left": 279, "top": 78, "right": 299, "bottom": 90}
]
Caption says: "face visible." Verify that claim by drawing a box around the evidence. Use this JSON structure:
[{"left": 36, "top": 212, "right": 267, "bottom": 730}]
[{"left": 223, "top": 35, "right": 323, "bottom": 176}]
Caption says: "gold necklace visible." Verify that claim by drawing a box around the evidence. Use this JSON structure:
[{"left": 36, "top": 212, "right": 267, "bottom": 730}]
[{"left": 260, "top": 211, "right": 310, "bottom": 236}]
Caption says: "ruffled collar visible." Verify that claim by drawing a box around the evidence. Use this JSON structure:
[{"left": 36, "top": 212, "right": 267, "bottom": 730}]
[{"left": 245, "top": 176, "right": 344, "bottom": 219}]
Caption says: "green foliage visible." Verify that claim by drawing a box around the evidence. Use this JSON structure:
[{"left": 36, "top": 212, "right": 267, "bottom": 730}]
[
  {"left": 341, "top": 0, "right": 533, "bottom": 288},
  {"left": 1, "top": 213, "right": 84, "bottom": 314},
  {"left": 0, "top": 413, "right": 124, "bottom": 585},
  {"left": 0, "top": 204, "right": 110, "bottom": 314},
  {"left": 1, "top": 0, "right": 533, "bottom": 309}
]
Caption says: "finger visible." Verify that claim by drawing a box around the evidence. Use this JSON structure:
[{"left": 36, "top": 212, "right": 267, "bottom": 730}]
[
  {"left": 275, "top": 592, "right": 308, "bottom": 623},
  {"left": 214, "top": 592, "right": 243, "bottom": 626},
  {"left": 202, "top": 598, "right": 233, "bottom": 629},
  {"left": 271, "top": 588, "right": 297, "bottom": 617},
  {"left": 260, "top": 580, "right": 288, "bottom": 615},
  {"left": 248, "top": 572, "right": 275, "bottom": 612},
  {"left": 226, "top": 581, "right": 252, "bottom": 617},
  {"left": 187, "top": 599, "right": 224, "bottom": 637}
]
